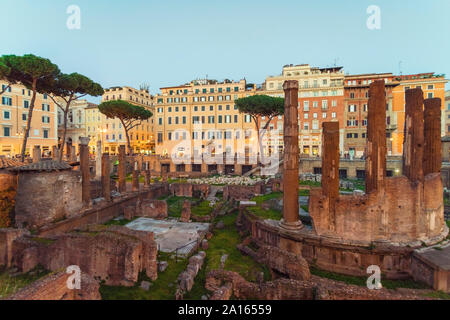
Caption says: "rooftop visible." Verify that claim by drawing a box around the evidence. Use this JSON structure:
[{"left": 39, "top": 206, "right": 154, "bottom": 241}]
[{"left": 11, "top": 160, "right": 72, "bottom": 172}]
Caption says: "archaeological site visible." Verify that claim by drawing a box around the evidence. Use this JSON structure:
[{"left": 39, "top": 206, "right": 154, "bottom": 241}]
[{"left": 0, "top": 78, "right": 449, "bottom": 304}]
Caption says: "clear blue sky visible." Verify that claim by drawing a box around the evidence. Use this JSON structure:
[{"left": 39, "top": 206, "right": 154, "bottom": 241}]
[{"left": 1, "top": 0, "right": 449, "bottom": 103}]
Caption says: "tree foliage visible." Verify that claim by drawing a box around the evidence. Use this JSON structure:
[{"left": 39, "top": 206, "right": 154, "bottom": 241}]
[
  {"left": 98, "top": 100, "right": 152, "bottom": 154},
  {"left": 235, "top": 95, "right": 285, "bottom": 163},
  {"left": 45, "top": 72, "right": 104, "bottom": 160},
  {"left": 1, "top": 54, "right": 60, "bottom": 161}
]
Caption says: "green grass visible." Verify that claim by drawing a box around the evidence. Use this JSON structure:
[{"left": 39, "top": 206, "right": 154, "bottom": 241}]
[
  {"left": 30, "top": 237, "right": 55, "bottom": 245},
  {"left": 299, "top": 180, "right": 321, "bottom": 187},
  {"left": 423, "top": 291, "right": 450, "bottom": 300},
  {"left": 0, "top": 265, "right": 50, "bottom": 299},
  {"left": 251, "top": 192, "right": 283, "bottom": 205},
  {"left": 446, "top": 220, "right": 450, "bottom": 228},
  {"left": 191, "top": 200, "right": 214, "bottom": 217},
  {"left": 299, "top": 189, "right": 310, "bottom": 196},
  {"left": 247, "top": 206, "right": 282, "bottom": 220},
  {"left": 100, "top": 252, "right": 189, "bottom": 300},
  {"left": 104, "top": 218, "right": 134, "bottom": 226},
  {"left": 164, "top": 196, "right": 194, "bottom": 218},
  {"left": 300, "top": 205, "right": 309, "bottom": 213},
  {"left": 310, "top": 266, "right": 429, "bottom": 290}
]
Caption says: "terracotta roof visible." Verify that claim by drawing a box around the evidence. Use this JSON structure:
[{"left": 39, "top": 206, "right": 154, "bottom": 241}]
[
  {"left": 0, "top": 156, "right": 23, "bottom": 169},
  {"left": 11, "top": 160, "right": 72, "bottom": 172}
]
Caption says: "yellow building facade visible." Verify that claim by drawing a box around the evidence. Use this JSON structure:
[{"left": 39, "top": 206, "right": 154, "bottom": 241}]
[
  {"left": 153, "top": 79, "right": 258, "bottom": 159},
  {"left": 98, "top": 86, "right": 155, "bottom": 154},
  {"left": 0, "top": 81, "right": 58, "bottom": 157},
  {"left": 391, "top": 73, "right": 447, "bottom": 155}
]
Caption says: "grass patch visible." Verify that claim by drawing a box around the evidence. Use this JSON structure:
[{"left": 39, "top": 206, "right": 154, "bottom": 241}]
[
  {"left": 247, "top": 206, "right": 282, "bottom": 220},
  {"left": 300, "top": 205, "right": 309, "bottom": 213},
  {"left": 191, "top": 201, "right": 214, "bottom": 217},
  {"left": 165, "top": 196, "right": 194, "bottom": 218},
  {"left": 103, "top": 218, "right": 134, "bottom": 226},
  {"left": 251, "top": 192, "right": 282, "bottom": 205},
  {"left": 0, "top": 265, "right": 49, "bottom": 299},
  {"left": 30, "top": 237, "right": 55, "bottom": 245},
  {"left": 299, "top": 180, "right": 321, "bottom": 187},
  {"left": 100, "top": 252, "right": 189, "bottom": 300},
  {"left": 423, "top": 291, "right": 450, "bottom": 300},
  {"left": 299, "top": 189, "right": 310, "bottom": 196},
  {"left": 310, "top": 266, "right": 429, "bottom": 290}
]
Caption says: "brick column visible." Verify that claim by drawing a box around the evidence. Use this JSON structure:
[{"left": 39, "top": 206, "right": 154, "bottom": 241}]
[
  {"left": 234, "top": 164, "right": 242, "bottom": 175},
  {"left": 79, "top": 137, "right": 91, "bottom": 207},
  {"left": 280, "top": 80, "right": 302, "bottom": 231},
  {"left": 322, "top": 122, "right": 340, "bottom": 232},
  {"left": 132, "top": 161, "right": 140, "bottom": 192},
  {"left": 403, "top": 88, "right": 424, "bottom": 182},
  {"left": 32, "top": 146, "right": 41, "bottom": 163},
  {"left": 102, "top": 153, "right": 111, "bottom": 201},
  {"left": 423, "top": 98, "right": 442, "bottom": 175},
  {"left": 144, "top": 161, "right": 151, "bottom": 187},
  {"left": 118, "top": 145, "right": 126, "bottom": 193},
  {"left": 365, "top": 80, "right": 386, "bottom": 193}
]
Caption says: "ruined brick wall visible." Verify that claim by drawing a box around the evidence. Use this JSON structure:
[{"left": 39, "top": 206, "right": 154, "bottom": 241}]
[
  {"left": 0, "top": 228, "right": 29, "bottom": 267},
  {"left": 6, "top": 271, "right": 100, "bottom": 300},
  {"left": 223, "top": 185, "right": 262, "bottom": 201},
  {"left": 309, "top": 174, "right": 446, "bottom": 244},
  {"left": 170, "top": 183, "right": 193, "bottom": 197},
  {"left": 11, "top": 226, "right": 157, "bottom": 286},
  {"left": 0, "top": 171, "right": 17, "bottom": 228},
  {"left": 14, "top": 170, "right": 83, "bottom": 230}
]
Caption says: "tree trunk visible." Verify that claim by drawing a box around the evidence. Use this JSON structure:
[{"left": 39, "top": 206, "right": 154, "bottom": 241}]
[
  {"left": 58, "top": 110, "right": 68, "bottom": 161},
  {"left": 20, "top": 79, "right": 37, "bottom": 162},
  {"left": 121, "top": 119, "right": 133, "bottom": 155}
]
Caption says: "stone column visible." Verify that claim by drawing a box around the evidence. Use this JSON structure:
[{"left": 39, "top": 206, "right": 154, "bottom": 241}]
[
  {"left": 32, "top": 146, "right": 41, "bottom": 163},
  {"left": 403, "top": 88, "right": 424, "bottom": 182},
  {"left": 365, "top": 80, "right": 386, "bottom": 193},
  {"left": 52, "top": 146, "right": 59, "bottom": 161},
  {"left": 143, "top": 161, "right": 150, "bottom": 187},
  {"left": 95, "top": 140, "right": 102, "bottom": 180},
  {"left": 79, "top": 137, "right": 91, "bottom": 207},
  {"left": 102, "top": 153, "right": 111, "bottom": 201},
  {"left": 234, "top": 164, "right": 242, "bottom": 175},
  {"left": 322, "top": 122, "right": 340, "bottom": 232},
  {"left": 132, "top": 161, "right": 140, "bottom": 192},
  {"left": 118, "top": 145, "right": 126, "bottom": 193},
  {"left": 424, "top": 98, "right": 442, "bottom": 175},
  {"left": 280, "top": 80, "right": 302, "bottom": 230}
]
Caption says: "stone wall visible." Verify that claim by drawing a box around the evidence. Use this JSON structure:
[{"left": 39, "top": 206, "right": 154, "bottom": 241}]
[
  {"left": 11, "top": 226, "right": 157, "bottom": 286},
  {"left": 205, "top": 270, "right": 432, "bottom": 300},
  {"left": 169, "top": 183, "right": 210, "bottom": 198},
  {"left": 6, "top": 271, "right": 100, "bottom": 300},
  {"left": 14, "top": 170, "right": 83, "bottom": 230},
  {"left": 0, "top": 228, "right": 29, "bottom": 267}
]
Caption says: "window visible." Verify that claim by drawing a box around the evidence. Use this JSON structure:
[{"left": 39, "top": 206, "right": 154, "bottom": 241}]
[
  {"left": 158, "top": 118, "right": 162, "bottom": 125},
  {"left": 304, "top": 113, "right": 309, "bottom": 119},
  {"left": 157, "top": 132, "right": 163, "bottom": 143},
  {"left": 322, "top": 112, "right": 327, "bottom": 119},
  {"left": 1, "top": 85, "right": 11, "bottom": 92},
  {"left": 208, "top": 116, "right": 214, "bottom": 124},
  {"left": 201, "top": 106, "right": 205, "bottom": 111},
  {"left": 24, "top": 100, "right": 29, "bottom": 108},
  {"left": 209, "top": 105, "right": 214, "bottom": 111},
  {"left": 168, "top": 107, "right": 172, "bottom": 112},
  {"left": 427, "top": 85, "right": 434, "bottom": 90},
  {"left": 225, "top": 115, "right": 231, "bottom": 123},
  {"left": 22, "top": 113, "right": 27, "bottom": 121},
  {"left": 234, "top": 115, "right": 238, "bottom": 123},
  {"left": 168, "top": 117, "right": 172, "bottom": 125},
  {"left": 348, "top": 105, "right": 357, "bottom": 112},
  {"left": 3, "top": 126, "right": 10, "bottom": 137},
  {"left": 332, "top": 100, "right": 337, "bottom": 107},
  {"left": 42, "top": 116, "right": 50, "bottom": 123},
  {"left": 3, "top": 110, "right": 10, "bottom": 120},
  {"left": 427, "top": 92, "right": 434, "bottom": 99},
  {"left": 2, "top": 97, "right": 12, "bottom": 106},
  {"left": 332, "top": 112, "right": 336, "bottom": 118},
  {"left": 303, "top": 101, "right": 309, "bottom": 111},
  {"left": 182, "top": 116, "right": 186, "bottom": 124},
  {"left": 244, "top": 115, "right": 251, "bottom": 123},
  {"left": 350, "top": 93, "right": 355, "bottom": 99},
  {"left": 218, "top": 115, "right": 222, "bottom": 123},
  {"left": 175, "top": 106, "right": 179, "bottom": 112},
  {"left": 304, "top": 123, "right": 309, "bottom": 130},
  {"left": 322, "top": 100, "right": 328, "bottom": 109},
  {"left": 313, "top": 113, "right": 317, "bottom": 119},
  {"left": 175, "top": 117, "right": 179, "bottom": 124}
]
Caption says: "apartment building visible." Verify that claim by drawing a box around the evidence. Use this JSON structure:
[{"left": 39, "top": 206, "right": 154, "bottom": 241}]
[
  {"left": 263, "top": 64, "right": 345, "bottom": 156},
  {"left": 0, "top": 81, "right": 57, "bottom": 157},
  {"left": 57, "top": 99, "right": 96, "bottom": 154},
  {"left": 343, "top": 73, "right": 399, "bottom": 158},
  {"left": 153, "top": 79, "right": 257, "bottom": 158},
  {"left": 100, "top": 86, "right": 155, "bottom": 154},
  {"left": 445, "top": 91, "right": 450, "bottom": 136},
  {"left": 391, "top": 73, "right": 447, "bottom": 155}
]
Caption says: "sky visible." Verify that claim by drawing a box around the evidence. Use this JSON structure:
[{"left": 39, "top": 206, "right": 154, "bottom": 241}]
[{"left": 1, "top": 0, "right": 449, "bottom": 103}]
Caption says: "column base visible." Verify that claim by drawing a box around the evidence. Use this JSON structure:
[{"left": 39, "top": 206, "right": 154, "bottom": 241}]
[{"left": 279, "top": 219, "right": 304, "bottom": 231}]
